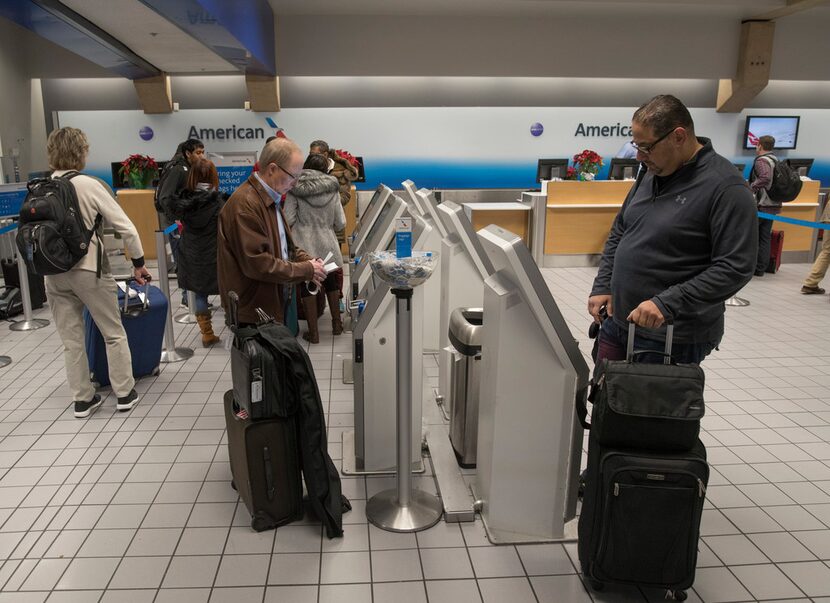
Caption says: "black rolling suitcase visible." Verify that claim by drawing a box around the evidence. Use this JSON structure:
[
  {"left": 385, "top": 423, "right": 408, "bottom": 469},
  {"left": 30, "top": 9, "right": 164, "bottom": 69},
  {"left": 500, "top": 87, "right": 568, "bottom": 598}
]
[
  {"left": 224, "top": 390, "right": 304, "bottom": 532},
  {"left": 578, "top": 436, "right": 708, "bottom": 599},
  {"left": 578, "top": 322, "right": 708, "bottom": 600}
]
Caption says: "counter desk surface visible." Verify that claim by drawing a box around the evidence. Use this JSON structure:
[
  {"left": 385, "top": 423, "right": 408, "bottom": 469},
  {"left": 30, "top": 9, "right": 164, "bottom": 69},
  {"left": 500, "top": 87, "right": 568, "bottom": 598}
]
[{"left": 116, "top": 189, "right": 159, "bottom": 260}]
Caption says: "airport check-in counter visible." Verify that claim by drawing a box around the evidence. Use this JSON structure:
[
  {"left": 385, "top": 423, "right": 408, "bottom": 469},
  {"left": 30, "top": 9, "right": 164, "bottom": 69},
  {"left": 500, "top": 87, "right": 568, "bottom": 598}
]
[
  {"left": 347, "top": 214, "right": 434, "bottom": 474},
  {"left": 472, "top": 225, "right": 589, "bottom": 543},
  {"left": 540, "top": 179, "right": 822, "bottom": 266}
]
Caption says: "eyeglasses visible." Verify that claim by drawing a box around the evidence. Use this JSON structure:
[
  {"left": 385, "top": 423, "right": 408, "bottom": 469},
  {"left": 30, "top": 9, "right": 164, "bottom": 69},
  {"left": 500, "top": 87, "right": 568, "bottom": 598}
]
[
  {"left": 273, "top": 163, "right": 299, "bottom": 181},
  {"left": 631, "top": 128, "right": 676, "bottom": 155}
]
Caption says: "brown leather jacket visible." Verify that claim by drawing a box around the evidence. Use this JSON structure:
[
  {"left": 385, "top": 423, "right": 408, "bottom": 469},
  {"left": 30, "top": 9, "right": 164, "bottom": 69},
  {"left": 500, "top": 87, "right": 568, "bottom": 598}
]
[{"left": 217, "top": 175, "right": 313, "bottom": 324}]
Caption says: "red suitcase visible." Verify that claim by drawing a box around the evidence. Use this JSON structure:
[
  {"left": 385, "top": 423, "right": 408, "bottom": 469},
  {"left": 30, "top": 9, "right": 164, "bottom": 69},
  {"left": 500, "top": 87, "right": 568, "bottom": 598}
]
[{"left": 767, "top": 230, "right": 784, "bottom": 273}]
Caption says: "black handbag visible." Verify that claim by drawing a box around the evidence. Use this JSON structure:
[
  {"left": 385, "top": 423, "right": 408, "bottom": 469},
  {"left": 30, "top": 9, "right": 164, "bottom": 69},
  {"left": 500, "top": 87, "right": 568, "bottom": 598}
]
[{"left": 580, "top": 322, "right": 705, "bottom": 452}]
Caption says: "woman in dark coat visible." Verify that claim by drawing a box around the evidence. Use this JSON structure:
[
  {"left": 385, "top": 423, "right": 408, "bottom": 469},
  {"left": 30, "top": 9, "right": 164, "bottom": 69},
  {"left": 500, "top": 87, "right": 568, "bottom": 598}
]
[{"left": 167, "top": 158, "right": 227, "bottom": 346}]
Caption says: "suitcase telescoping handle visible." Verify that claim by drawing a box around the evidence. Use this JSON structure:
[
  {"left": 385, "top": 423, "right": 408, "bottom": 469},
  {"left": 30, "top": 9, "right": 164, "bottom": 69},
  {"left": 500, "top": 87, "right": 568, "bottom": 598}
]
[
  {"left": 626, "top": 320, "right": 674, "bottom": 365},
  {"left": 227, "top": 290, "right": 239, "bottom": 329},
  {"left": 122, "top": 278, "right": 150, "bottom": 317}
]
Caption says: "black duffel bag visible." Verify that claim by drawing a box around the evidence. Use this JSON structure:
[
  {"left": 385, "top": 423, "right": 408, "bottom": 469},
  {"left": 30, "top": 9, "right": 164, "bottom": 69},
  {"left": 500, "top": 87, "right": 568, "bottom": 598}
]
[{"left": 579, "top": 322, "right": 705, "bottom": 452}]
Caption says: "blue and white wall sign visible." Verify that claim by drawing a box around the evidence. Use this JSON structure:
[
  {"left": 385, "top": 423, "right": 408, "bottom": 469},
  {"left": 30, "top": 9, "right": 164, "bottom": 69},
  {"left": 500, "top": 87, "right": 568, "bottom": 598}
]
[
  {"left": 56, "top": 107, "right": 830, "bottom": 190},
  {"left": 530, "top": 122, "right": 544, "bottom": 137}
]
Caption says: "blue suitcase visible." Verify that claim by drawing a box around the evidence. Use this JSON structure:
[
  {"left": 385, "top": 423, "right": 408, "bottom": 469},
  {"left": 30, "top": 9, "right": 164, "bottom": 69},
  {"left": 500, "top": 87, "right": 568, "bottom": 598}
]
[{"left": 84, "top": 280, "right": 167, "bottom": 387}]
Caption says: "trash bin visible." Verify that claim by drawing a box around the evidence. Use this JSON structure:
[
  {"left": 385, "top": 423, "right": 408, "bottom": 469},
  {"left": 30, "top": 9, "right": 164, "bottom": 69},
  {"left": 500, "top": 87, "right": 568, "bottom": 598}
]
[{"left": 448, "top": 307, "right": 483, "bottom": 468}]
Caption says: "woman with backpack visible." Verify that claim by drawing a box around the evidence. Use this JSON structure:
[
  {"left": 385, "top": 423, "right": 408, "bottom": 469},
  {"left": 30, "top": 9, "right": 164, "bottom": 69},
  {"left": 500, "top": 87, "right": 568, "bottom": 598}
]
[
  {"left": 284, "top": 153, "right": 346, "bottom": 343},
  {"left": 167, "top": 158, "right": 227, "bottom": 346}
]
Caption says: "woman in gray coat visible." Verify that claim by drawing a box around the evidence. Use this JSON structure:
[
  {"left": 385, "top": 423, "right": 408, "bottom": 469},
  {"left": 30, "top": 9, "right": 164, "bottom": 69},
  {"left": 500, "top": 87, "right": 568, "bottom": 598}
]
[{"left": 284, "top": 153, "right": 347, "bottom": 343}]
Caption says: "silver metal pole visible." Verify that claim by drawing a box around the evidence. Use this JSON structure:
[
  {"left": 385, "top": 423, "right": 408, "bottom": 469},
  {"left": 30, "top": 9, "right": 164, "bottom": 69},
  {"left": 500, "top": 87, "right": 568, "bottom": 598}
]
[
  {"left": 396, "top": 291, "right": 412, "bottom": 507},
  {"left": 366, "top": 287, "right": 442, "bottom": 532},
  {"left": 175, "top": 290, "right": 198, "bottom": 324},
  {"left": 9, "top": 253, "right": 49, "bottom": 331},
  {"left": 155, "top": 230, "right": 193, "bottom": 363}
]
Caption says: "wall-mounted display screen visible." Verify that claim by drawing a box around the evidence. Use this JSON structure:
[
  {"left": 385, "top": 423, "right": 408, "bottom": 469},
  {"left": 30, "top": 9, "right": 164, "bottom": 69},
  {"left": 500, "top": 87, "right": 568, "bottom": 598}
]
[{"left": 743, "top": 116, "right": 800, "bottom": 150}]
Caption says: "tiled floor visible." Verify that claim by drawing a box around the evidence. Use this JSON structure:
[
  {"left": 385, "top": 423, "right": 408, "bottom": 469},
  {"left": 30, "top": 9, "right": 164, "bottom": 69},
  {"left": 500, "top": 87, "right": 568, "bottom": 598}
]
[{"left": 0, "top": 262, "right": 829, "bottom": 602}]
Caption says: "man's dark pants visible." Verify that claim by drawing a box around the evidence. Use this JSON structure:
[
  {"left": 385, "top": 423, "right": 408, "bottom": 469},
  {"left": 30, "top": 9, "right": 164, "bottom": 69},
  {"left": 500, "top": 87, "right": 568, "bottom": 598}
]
[{"left": 756, "top": 216, "right": 774, "bottom": 274}]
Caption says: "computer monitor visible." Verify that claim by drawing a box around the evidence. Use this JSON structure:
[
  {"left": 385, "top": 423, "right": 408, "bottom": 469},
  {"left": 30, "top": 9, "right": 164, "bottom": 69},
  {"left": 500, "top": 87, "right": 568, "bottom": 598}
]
[
  {"left": 743, "top": 116, "right": 800, "bottom": 150},
  {"left": 608, "top": 158, "right": 641, "bottom": 181},
  {"left": 352, "top": 157, "right": 366, "bottom": 182},
  {"left": 536, "top": 159, "right": 569, "bottom": 182},
  {"left": 787, "top": 158, "right": 814, "bottom": 178}
]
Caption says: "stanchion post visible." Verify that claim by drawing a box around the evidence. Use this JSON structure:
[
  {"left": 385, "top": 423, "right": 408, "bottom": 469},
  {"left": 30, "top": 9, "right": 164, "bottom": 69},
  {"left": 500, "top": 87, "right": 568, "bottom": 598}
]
[
  {"left": 155, "top": 229, "right": 193, "bottom": 363},
  {"left": 175, "top": 290, "right": 198, "bottom": 324},
  {"left": 9, "top": 246, "right": 49, "bottom": 332},
  {"left": 725, "top": 296, "right": 750, "bottom": 307}
]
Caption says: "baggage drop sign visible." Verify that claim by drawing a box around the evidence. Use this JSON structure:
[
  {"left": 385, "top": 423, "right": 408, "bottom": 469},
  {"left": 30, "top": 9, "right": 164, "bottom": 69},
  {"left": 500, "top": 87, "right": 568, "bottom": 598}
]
[{"left": 212, "top": 151, "right": 257, "bottom": 195}]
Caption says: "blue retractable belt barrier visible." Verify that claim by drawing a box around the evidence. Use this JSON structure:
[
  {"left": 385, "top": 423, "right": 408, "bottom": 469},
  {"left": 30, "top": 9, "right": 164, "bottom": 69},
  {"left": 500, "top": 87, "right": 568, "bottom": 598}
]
[
  {"left": 0, "top": 223, "right": 18, "bottom": 235},
  {"left": 758, "top": 211, "right": 830, "bottom": 230},
  {"left": 163, "top": 223, "right": 179, "bottom": 235}
]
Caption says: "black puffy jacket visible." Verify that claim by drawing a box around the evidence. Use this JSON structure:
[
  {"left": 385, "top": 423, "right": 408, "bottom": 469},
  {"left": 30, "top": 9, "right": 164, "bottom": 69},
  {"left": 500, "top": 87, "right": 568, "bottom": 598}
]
[{"left": 168, "top": 189, "right": 227, "bottom": 295}]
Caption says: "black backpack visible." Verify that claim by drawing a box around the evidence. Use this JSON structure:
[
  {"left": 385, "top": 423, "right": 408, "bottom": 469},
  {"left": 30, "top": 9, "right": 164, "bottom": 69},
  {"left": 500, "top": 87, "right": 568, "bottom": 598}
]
[
  {"left": 756, "top": 155, "right": 803, "bottom": 203},
  {"left": 16, "top": 172, "right": 102, "bottom": 276}
]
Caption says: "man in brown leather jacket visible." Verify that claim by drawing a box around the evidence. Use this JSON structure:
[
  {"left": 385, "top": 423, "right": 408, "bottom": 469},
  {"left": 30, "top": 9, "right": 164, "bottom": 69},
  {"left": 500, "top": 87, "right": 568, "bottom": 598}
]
[{"left": 217, "top": 137, "right": 325, "bottom": 325}]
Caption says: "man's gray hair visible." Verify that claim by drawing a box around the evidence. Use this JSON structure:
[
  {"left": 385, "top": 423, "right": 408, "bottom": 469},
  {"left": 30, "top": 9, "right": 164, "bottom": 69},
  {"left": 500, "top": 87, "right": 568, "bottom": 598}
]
[
  {"left": 259, "top": 137, "right": 301, "bottom": 170},
  {"left": 632, "top": 94, "right": 695, "bottom": 136}
]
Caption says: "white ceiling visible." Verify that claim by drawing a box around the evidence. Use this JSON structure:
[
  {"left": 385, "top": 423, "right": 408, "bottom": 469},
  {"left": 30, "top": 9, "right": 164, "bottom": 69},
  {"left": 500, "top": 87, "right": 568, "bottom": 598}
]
[{"left": 60, "top": 0, "right": 238, "bottom": 73}]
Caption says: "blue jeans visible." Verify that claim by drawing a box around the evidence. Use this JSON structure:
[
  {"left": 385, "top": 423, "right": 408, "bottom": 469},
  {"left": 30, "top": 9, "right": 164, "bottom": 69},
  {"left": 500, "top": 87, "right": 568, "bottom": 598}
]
[
  {"left": 596, "top": 319, "right": 716, "bottom": 368},
  {"left": 193, "top": 293, "right": 210, "bottom": 314}
]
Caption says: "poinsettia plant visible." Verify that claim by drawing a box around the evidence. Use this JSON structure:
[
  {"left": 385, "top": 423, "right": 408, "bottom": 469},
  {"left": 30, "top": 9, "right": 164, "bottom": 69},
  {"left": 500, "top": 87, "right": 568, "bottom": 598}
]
[
  {"left": 334, "top": 149, "right": 360, "bottom": 169},
  {"left": 118, "top": 154, "right": 159, "bottom": 189},
  {"left": 572, "top": 149, "right": 604, "bottom": 180},
  {"left": 565, "top": 166, "right": 577, "bottom": 180}
]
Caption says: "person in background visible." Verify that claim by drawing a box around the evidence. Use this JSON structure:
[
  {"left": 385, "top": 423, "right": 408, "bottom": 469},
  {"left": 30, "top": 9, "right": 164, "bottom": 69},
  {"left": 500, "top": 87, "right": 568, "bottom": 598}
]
[
  {"left": 44, "top": 127, "right": 152, "bottom": 418},
  {"left": 167, "top": 158, "right": 227, "bottom": 346},
  {"left": 155, "top": 139, "right": 205, "bottom": 303},
  {"left": 588, "top": 95, "right": 757, "bottom": 366},
  {"left": 749, "top": 135, "right": 782, "bottom": 277},
  {"left": 309, "top": 139, "right": 359, "bottom": 224},
  {"left": 616, "top": 140, "right": 638, "bottom": 159},
  {"left": 217, "top": 137, "right": 326, "bottom": 327},
  {"left": 801, "top": 201, "right": 830, "bottom": 294},
  {"left": 284, "top": 153, "right": 347, "bottom": 343}
]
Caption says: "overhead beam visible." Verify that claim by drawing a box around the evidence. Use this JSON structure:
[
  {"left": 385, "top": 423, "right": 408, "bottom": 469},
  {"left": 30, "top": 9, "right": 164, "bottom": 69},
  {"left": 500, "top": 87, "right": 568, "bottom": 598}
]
[
  {"left": 753, "top": 0, "right": 830, "bottom": 21},
  {"left": 0, "top": 0, "right": 160, "bottom": 80},
  {"left": 134, "top": 74, "right": 173, "bottom": 114},
  {"left": 245, "top": 74, "right": 281, "bottom": 112},
  {"left": 717, "top": 21, "right": 775, "bottom": 113}
]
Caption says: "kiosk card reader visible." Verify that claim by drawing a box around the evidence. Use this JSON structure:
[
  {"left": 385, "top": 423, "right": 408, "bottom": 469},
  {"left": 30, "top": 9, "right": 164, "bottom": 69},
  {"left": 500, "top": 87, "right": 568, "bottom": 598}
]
[
  {"left": 349, "top": 184, "right": 393, "bottom": 259},
  {"left": 434, "top": 201, "right": 495, "bottom": 412},
  {"left": 347, "top": 214, "right": 435, "bottom": 473},
  {"left": 472, "top": 225, "right": 589, "bottom": 543}
]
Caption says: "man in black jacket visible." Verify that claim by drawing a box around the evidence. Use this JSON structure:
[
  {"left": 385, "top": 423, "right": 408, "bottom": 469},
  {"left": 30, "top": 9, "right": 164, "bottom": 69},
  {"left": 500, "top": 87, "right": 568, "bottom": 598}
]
[{"left": 588, "top": 95, "right": 757, "bottom": 365}]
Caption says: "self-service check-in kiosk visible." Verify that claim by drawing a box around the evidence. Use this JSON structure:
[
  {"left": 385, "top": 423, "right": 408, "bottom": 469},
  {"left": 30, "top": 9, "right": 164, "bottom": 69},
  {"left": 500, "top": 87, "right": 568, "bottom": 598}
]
[
  {"left": 349, "top": 184, "right": 393, "bottom": 259},
  {"left": 472, "top": 225, "right": 589, "bottom": 543},
  {"left": 401, "top": 180, "right": 428, "bottom": 217},
  {"left": 345, "top": 213, "right": 435, "bottom": 474},
  {"left": 433, "top": 200, "right": 495, "bottom": 413},
  {"left": 350, "top": 195, "right": 408, "bottom": 302}
]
